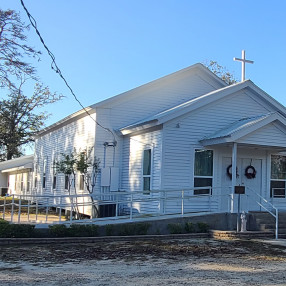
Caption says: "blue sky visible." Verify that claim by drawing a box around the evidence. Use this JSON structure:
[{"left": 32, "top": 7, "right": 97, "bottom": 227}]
[{"left": 2, "top": 0, "right": 286, "bottom": 127}]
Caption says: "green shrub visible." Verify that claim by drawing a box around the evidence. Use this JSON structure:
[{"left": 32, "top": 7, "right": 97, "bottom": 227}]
[
  {"left": 197, "top": 222, "right": 209, "bottom": 233},
  {"left": 49, "top": 224, "right": 68, "bottom": 237},
  {"left": 49, "top": 224, "right": 99, "bottom": 237},
  {"left": 0, "top": 223, "right": 35, "bottom": 238},
  {"left": 118, "top": 223, "right": 150, "bottom": 236},
  {"left": 167, "top": 223, "right": 183, "bottom": 234},
  {"left": 0, "top": 219, "right": 9, "bottom": 225},
  {"left": 185, "top": 222, "right": 195, "bottom": 233},
  {"left": 105, "top": 224, "right": 114, "bottom": 236},
  {"left": 69, "top": 224, "right": 98, "bottom": 237}
]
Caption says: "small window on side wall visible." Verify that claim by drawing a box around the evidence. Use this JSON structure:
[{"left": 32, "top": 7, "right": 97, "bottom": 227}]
[
  {"left": 42, "top": 160, "right": 47, "bottom": 189},
  {"left": 143, "top": 149, "right": 152, "bottom": 194},
  {"left": 194, "top": 149, "right": 213, "bottom": 195},
  {"left": 79, "top": 174, "right": 84, "bottom": 191},
  {"left": 65, "top": 175, "right": 69, "bottom": 190}
]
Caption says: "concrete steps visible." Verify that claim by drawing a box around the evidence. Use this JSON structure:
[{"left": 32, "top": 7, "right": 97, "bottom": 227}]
[{"left": 248, "top": 211, "right": 286, "bottom": 236}]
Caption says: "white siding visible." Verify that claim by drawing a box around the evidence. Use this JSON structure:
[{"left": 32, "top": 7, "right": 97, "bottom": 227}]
[
  {"left": 121, "top": 129, "right": 162, "bottom": 214},
  {"left": 161, "top": 90, "right": 273, "bottom": 213},
  {"left": 34, "top": 113, "right": 97, "bottom": 199},
  {"left": 238, "top": 122, "right": 286, "bottom": 146},
  {"left": 106, "top": 73, "right": 219, "bottom": 129}
]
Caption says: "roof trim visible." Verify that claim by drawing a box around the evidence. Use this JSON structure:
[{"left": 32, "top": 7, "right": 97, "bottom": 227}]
[
  {"left": 1, "top": 163, "right": 33, "bottom": 173},
  {"left": 0, "top": 155, "right": 34, "bottom": 167}
]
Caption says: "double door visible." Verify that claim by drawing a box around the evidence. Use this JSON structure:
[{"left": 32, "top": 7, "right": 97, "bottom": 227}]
[{"left": 221, "top": 157, "right": 262, "bottom": 212}]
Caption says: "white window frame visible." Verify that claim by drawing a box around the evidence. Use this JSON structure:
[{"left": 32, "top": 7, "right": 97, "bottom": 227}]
[
  {"left": 42, "top": 159, "right": 47, "bottom": 189},
  {"left": 270, "top": 154, "right": 286, "bottom": 199},
  {"left": 193, "top": 149, "right": 214, "bottom": 195},
  {"left": 79, "top": 173, "right": 85, "bottom": 191},
  {"left": 142, "top": 148, "right": 153, "bottom": 195}
]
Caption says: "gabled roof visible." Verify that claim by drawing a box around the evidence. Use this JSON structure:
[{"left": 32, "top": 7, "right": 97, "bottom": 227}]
[
  {"left": 93, "top": 63, "right": 227, "bottom": 108},
  {"left": 199, "top": 112, "right": 286, "bottom": 145},
  {"left": 119, "top": 80, "right": 286, "bottom": 135},
  {"left": 36, "top": 63, "right": 226, "bottom": 136}
]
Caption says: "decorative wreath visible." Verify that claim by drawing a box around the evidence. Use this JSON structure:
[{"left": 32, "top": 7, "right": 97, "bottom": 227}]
[
  {"left": 245, "top": 165, "right": 256, "bottom": 179},
  {"left": 227, "top": 164, "right": 239, "bottom": 179}
]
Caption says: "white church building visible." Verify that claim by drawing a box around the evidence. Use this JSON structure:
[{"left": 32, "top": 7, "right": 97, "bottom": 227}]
[{"left": 1, "top": 62, "right": 286, "bottom": 219}]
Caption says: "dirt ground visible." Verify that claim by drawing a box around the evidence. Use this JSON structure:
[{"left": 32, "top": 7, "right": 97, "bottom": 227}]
[{"left": 0, "top": 238, "right": 286, "bottom": 285}]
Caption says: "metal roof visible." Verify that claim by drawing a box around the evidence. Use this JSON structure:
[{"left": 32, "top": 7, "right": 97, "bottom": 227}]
[{"left": 202, "top": 113, "right": 275, "bottom": 141}]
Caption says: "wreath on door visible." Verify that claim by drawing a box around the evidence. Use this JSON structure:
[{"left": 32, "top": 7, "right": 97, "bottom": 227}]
[
  {"left": 245, "top": 165, "right": 256, "bottom": 179},
  {"left": 226, "top": 164, "right": 239, "bottom": 179}
]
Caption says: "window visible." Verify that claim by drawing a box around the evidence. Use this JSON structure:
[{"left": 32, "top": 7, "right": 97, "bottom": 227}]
[
  {"left": 79, "top": 174, "right": 84, "bottom": 190},
  {"left": 34, "top": 162, "right": 38, "bottom": 189},
  {"left": 20, "top": 173, "right": 24, "bottom": 192},
  {"left": 52, "top": 174, "right": 57, "bottom": 190},
  {"left": 143, "top": 149, "right": 152, "bottom": 194},
  {"left": 270, "top": 155, "right": 286, "bottom": 198},
  {"left": 52, "top": 160, "right": 57, "bottom": 190},
  {"left": 65, "top": 175, "right": 69, "bottom": 190},
  {"left": 26, "top": 172, "right": 31, "bottom": 193},
  {"left": 194, "top": 149, "right": 213, "bottom": 195},
  {"left": 42, "top": 160, "right": 47, "bottom": 189}
]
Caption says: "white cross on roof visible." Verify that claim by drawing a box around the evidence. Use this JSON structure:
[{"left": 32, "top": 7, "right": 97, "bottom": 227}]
[{"left": 234, "top": 50, "right": 254, "bottom": 82}]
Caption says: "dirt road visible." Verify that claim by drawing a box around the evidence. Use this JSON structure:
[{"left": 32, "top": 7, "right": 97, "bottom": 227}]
[{"left": 0, "top": 238, "right": 286, "bottom": 285}]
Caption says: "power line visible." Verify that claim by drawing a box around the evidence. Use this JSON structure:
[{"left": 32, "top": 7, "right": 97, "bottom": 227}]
[{"left": 20, "top": 0, "right": 116, "bottom": 142}]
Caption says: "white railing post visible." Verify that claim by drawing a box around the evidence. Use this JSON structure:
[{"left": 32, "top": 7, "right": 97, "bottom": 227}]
[
  {"left": 36, "top": 200, "right": 38, "bottom": 221},
  {"left": 130, "top": 193, "right": 133, "bottom": 220},
  {"left": 115, "top": 193, "right": 118, "bottom": 218},
  {"left": 59, "top": 196, "right": 62, "bottom": 223},
  {"left": 45, "top": 198, "right": 49, "bottom": 223},
  {"left": 17, "top": 198, "right": 21, "bottom": 223},
  {"left": 11, "top": 195, "right": 14, "bottom": 223},
  {"left": 70, "top": 197, "right": 73, "bottom": 224},
  {"left": 181, "top": 189, "right": 184, "bottom": 216},
  {"left": 27, "top": 199, "right": 30, "bottom": 222},
  {"left": 3, "top": 196, "right": 6, "bottom": 220},
  {"left": 276, "top": 208, "right": 279, "bottom": 240},
  {"left": 208, "top": 188, "right": 211, "bottom": 212}
]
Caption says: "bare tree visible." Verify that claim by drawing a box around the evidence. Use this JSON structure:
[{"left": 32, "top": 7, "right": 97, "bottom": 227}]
[
  {"left": 205, "top": 61, "right": 237, "bottom": 85},
  {"left": 0, "top": 9, "right": 41, "bottom": 89},
  {"left": 0, "top": 79, "right": 62, "bottom": 160}
]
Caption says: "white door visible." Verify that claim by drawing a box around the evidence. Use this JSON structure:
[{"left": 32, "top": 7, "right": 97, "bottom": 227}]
[{"left": 221, "top": 157, "right": 262, "bottom": 212}]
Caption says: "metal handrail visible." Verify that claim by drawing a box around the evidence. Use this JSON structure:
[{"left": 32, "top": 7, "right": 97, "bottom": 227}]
[
  {"left": 0, "top": 187, "right": 226, "bottom": 225},
  {"left": 247, "top": 186, "right": 279, "bottom": 239}
]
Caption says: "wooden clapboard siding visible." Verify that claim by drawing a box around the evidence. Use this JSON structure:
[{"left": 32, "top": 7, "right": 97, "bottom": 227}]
[
  {"left": 34, "top": 113, "right": 97, "bottom": 197},
  {"left": 238, "top": 122, "right": 286, "bottom": 146},
  {"left": 162, "top": 90, "right": 272, "bottom": 192},
  {"left": 121, "top": 129, "right": 162, "bottom": 214},
  {"left": 106, "top": 73, "right": 219, "bottom": 129}
]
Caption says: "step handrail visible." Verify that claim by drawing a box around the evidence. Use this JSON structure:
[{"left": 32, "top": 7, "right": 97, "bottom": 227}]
[{"left": 246, "top": 187, "right": 278, "bottom": 239}]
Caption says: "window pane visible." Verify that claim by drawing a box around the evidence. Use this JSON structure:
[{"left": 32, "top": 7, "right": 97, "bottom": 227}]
[
  {"left": 143, "top": 177, "right": 150, "bottom": 191},
  {"left": 270, "top": 180, "right": 285, "bottom": 198},
  {"left": 194, "top": 150, "right": 213, "bottom": 176},
  {"left": 65, "top": 175, "right": 69, "bottom": 190},
  {"left": 143, "top": 149, "right": 151, "bottom": 175},
  {"left": 42, "top": 177, "right": 46, "bottom": 189},
  {"left": 53, "top": 176, "right": 57, "bottom": 190},
  {"left": 271, "top": 155, "right": 286, "bottom": 179},
  {"left": 194, "top": 178, "right": 212, "bottom": 195},
  {"left": 79, "top": 174, "right": 84, "bottom": 190}
]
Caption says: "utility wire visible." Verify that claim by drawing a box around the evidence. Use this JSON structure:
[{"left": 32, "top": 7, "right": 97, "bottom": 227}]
[{"left": 20, "top": 0, "right": 116, "bottom": 142}]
